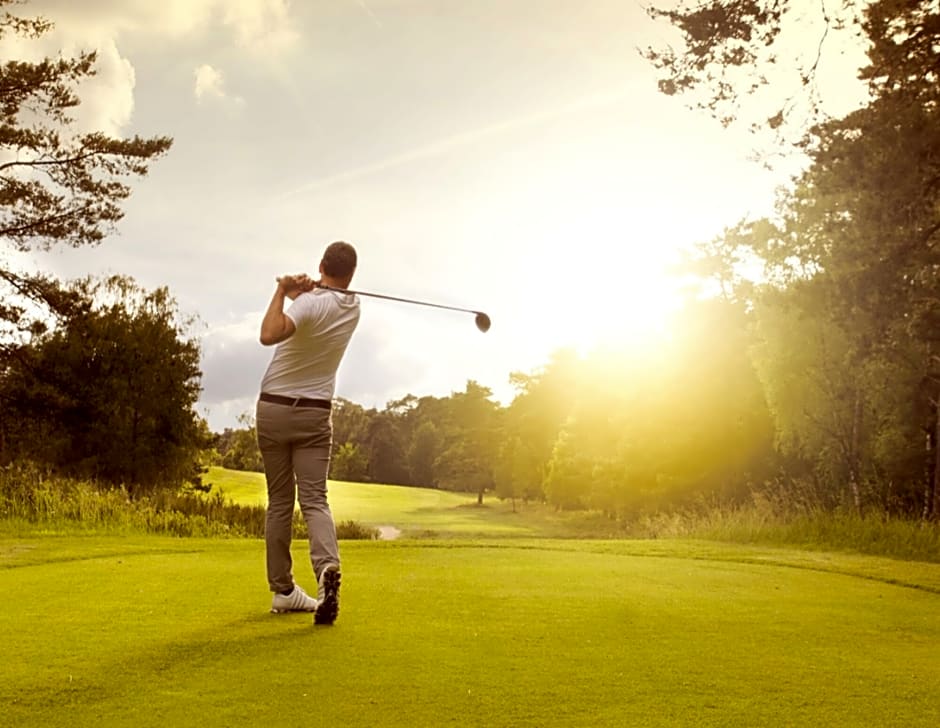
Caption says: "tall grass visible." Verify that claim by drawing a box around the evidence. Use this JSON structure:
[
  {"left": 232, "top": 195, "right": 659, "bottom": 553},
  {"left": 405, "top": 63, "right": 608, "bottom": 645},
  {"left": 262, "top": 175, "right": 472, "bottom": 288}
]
[
  {"left": 0, "top": 463, "right": 378, "bottom": 540},
  {"left": 630, "top": 496, "right": 940, "bottom": 563}
]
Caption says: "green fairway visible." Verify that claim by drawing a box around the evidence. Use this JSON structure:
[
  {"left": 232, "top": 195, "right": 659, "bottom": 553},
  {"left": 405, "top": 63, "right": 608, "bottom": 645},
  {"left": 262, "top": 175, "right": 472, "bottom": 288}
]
[
  {"left": 204, "top": 466, "right": 537, "bottom": 536},
  {"left": 2, "top": 535, "right": 938, "bottom": 727}
]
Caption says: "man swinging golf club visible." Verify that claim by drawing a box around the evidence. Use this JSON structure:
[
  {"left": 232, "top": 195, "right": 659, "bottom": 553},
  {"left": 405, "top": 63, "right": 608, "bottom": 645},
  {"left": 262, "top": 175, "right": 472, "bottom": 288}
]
[{"left": 256, "top": 241, "right": 360, "bottom": 625}]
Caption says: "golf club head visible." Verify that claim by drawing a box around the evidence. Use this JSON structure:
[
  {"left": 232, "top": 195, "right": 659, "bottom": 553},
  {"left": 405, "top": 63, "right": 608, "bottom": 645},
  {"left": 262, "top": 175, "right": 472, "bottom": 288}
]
[{"left": 474, "top": 312, "right": 491, "bottom": 333}]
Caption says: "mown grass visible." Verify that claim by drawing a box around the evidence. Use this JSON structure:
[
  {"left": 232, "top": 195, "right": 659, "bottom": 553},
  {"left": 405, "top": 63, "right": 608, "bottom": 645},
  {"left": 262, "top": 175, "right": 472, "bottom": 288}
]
[
  {"left": 204, "top": 466, "right": 535, "bottom": 536},
  {"left": 1, "top": 535, "right": 938, "bottom": 727},
  {"left": 3, "top": 468, "right": 939, "bottom": 725},
  {"left": 206, "top": 467, "right": 940, "bottom": 562}
]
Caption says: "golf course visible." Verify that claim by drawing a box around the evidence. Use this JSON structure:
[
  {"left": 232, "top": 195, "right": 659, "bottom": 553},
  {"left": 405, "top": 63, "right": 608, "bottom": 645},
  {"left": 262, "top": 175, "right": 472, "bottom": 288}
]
[
  {"left": 3, "top": 0, "right": 940, "bottom": 725},
  {"left": 2, "top": 468, "right": 938, "bottom": 727}
]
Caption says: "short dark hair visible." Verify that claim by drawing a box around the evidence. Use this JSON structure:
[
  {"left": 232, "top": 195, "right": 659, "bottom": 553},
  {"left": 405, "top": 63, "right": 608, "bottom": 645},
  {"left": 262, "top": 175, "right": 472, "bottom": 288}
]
[{"left": 321, "top": 241, "right": 357, "bottom": 279}]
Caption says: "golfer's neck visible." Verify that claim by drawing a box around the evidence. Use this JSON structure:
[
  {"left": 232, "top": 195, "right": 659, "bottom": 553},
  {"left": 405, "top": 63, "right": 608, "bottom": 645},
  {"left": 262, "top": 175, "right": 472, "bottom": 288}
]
[{"left": 321, "top": 274, "right": 353, "bottom": 290}]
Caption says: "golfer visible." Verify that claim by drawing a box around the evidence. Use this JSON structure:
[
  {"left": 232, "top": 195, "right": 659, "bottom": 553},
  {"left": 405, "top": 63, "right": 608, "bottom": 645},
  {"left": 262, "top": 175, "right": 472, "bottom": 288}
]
[{"left": 256, "top": 241, "right": 360, "bottom": 625}]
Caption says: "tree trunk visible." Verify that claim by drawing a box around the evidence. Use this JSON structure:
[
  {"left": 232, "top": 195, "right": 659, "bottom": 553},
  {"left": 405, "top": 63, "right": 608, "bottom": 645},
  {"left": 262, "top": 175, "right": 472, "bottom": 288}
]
[
  {"left": 924, "top": 400, "right": 939, "bottom": 521},
  {"left": 848, "top": 389, "right": 863, "bottom": 516},
  {"left": 933, "top": 405, "right": 940, "bottom": 519}
]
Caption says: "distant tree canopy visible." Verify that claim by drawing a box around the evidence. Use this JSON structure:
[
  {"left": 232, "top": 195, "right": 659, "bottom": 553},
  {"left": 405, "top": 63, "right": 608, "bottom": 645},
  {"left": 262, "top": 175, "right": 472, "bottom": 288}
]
[
  {"left": 325, "top": 383, "right": 501, "bottom": 503},
  {"left": 0, "top": 276, "right": 209, "bottom": 491},
  {"left": 214, "top": 413, "right": 264, "bottom": 473},
  {"left": 0, "top": 0, "right": 172, "bottom": 350}
]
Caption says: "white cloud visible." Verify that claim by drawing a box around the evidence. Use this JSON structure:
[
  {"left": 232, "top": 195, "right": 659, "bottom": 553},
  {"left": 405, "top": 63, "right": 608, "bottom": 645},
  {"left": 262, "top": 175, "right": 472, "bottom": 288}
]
[
  {"left": 194, "top": 64, "right": 226, "bottom": 101},
  {"left": 71, "top": 38, "right": 136, "bottom": 136},
  {"left": 193, "top": 64, "right": 247, "bottom": 107},
  {"left": 29, "top": 0, "right": 298, "bottom": 54},
  {"left": 0, "top": 24, "right": 137, "bottom": 138},
  {"left": 221, "top": 0, "right": 299, "bottom": 54}
]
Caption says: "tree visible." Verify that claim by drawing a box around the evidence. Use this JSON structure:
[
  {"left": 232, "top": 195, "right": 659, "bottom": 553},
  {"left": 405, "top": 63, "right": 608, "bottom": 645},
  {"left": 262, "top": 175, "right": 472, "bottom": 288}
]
[
  {"left": 216, "top": 413, "right": 263, "bottom": 472},
  {"left": 0, "top": 276, "right": 208, "bottom": 491},
  {"left": 503, "top": 349, "right": 581, "bottom": 503},
  {"left": 330, "top": 442, "right": 368, "bottom": 482},
  {"left": 407, "top": 420, "right": 441, "bottom": 487},
  {"left": 366, "top": 411, "right": 410, "bottom": 485},
  {"left": 543, "top": 427, "right": 588, "bottom": 511},
  {"left": 330, "top": 397, "right": 373, "bottom": 465},
  {"left": 645, "top": 0, "right": 939, "bottom": 150},
  {"left": 646, "top": 0, "right": 940, "bottom": 517},
  {"left": 434, "top": 381, "right": 499, "bottom": 504},
  {"left": 1, "top": 0, "right": 172, "bottom": 347}
]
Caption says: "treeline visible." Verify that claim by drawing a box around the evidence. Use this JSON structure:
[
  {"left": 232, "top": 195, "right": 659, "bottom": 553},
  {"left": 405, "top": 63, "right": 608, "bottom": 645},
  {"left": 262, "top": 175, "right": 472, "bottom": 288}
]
[
  {"left": 215, "top": 381, "right": 503, "bottom": 502},
  {"left": 216, "top": 282, "right": 936, "bottom": 521}
]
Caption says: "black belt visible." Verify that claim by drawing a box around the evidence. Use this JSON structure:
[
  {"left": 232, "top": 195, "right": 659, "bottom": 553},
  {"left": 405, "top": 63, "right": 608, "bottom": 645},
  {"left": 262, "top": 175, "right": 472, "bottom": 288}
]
[{"left": 259, "top": 392, "right": 332, "bottom": 409}]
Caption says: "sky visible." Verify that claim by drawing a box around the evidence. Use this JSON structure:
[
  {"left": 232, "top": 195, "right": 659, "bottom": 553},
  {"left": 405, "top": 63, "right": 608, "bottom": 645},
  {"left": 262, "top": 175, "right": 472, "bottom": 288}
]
[{"left": 6, "top": 0, "right": 869, "bottom": 431}]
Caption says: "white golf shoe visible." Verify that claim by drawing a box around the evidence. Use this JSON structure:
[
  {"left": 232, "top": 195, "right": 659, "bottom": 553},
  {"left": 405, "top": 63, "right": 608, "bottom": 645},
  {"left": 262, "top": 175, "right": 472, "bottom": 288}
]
[{"left": 270, "top": 584, "right": 318, "bottom": 613}]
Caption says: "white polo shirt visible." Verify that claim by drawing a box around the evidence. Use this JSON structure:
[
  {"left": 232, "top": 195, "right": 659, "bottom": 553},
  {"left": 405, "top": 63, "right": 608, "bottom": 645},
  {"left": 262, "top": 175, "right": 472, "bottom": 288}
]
[{"left": 260, "top": 288, "right": 360, "bottom": 400}]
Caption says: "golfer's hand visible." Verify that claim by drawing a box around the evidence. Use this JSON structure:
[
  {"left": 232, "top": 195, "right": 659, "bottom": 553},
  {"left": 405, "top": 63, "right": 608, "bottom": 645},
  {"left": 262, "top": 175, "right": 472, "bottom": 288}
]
[{"left": 277, "top": 274, "right": 315, "bottom": 300}]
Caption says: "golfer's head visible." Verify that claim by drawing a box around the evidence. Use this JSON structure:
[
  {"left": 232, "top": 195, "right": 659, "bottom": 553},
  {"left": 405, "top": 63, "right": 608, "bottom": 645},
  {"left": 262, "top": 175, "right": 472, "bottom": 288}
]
[{"left": 320, "top": 241, "right": 357, "bottom": 286}]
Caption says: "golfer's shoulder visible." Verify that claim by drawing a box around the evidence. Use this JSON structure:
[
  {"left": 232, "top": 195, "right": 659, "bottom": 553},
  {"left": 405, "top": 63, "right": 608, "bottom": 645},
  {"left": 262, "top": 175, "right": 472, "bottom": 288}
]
[
  {"left": 284, "top": 290, "right": 323, "bottom": 322},
  {"left": 294, "top": 289, "right": 329, "bottom": 309},
  {"left": 294, "top": 289, "right": 358, "bottom": 320}
]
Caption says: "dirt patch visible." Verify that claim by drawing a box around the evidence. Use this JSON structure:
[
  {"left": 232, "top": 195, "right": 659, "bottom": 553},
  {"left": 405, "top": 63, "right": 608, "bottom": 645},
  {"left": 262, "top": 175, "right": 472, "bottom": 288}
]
[{"left": 377, "top": 525, "right": 402, "bottom": 540}]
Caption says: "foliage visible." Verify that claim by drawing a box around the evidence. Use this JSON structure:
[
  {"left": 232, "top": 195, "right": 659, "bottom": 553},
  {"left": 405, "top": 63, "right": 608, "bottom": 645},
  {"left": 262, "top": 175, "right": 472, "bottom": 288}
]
[
  {"left": 648, "top": 0, "right": 940, "bottom": 518},
  {"left": 497, "top": 349, "right": 580, "bottom": 503},
  {"left": 432, "top": 381, "right": 499, "bottom": 503},
  {"left": 330, "top": 442, "right": 368, "bottom": 482},
  {"left": 407, "top": 420, "right": 440, "bottom": 487},
  {"left": 0, "top": 0, "right": 172, "bottom": 346},
  {"left": 540, "top": 300, "right": 775, "bottom": 516},
  {"left": 215, "top": 413, "right": 263, "bottom": 473},
  {"left": 334, "top": 519, "right": 379, "bottom": 540},
  {"left": 0, "top": 276, "right": 209, "bottom": 490},
  {"left": 365, "top": 410, "right": 410, "bottom": 485}
]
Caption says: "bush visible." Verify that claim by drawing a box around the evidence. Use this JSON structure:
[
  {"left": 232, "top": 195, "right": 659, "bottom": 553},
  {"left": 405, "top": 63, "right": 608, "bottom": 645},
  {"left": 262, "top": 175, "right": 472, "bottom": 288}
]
[{"left": 335, "top": 519, "right": 380, "bottom": 540}]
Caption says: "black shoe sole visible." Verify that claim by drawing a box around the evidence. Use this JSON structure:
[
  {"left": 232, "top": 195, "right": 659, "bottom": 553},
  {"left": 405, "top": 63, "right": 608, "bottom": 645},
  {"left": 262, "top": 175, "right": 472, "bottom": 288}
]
[{"left": 314, "top": 569, "right": 341, "bottom": 625}]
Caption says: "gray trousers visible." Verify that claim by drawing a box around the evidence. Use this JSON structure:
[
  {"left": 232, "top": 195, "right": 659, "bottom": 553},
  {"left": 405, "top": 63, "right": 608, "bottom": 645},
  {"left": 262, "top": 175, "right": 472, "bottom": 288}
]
[{"left": 256, "top": 399, "right": 340, "bottom": 593}]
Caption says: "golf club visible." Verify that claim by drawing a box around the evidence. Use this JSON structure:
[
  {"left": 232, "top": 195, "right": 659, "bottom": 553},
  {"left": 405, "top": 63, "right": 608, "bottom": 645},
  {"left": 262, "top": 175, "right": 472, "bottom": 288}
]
[{"left": 315, "top": 283, "right": 491, "bottom": 333}]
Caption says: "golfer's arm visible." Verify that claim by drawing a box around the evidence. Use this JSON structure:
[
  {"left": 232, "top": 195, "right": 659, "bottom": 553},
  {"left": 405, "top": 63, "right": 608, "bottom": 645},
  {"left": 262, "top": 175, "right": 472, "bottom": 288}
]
[{"left": 259, "top": 288, "right": 296, "bottom": 346}]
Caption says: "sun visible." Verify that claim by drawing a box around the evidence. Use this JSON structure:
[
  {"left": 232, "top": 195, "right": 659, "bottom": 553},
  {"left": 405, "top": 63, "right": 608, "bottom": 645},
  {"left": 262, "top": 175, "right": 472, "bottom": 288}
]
[
  {"left": 570, "top": 259, "right": 682, "bottom": 356},
  {"left": 502, "top": 207, "right": 688, "bottom": 360},
  {"left": 496, "top": 241, "right": 685, "bottom": 368}
]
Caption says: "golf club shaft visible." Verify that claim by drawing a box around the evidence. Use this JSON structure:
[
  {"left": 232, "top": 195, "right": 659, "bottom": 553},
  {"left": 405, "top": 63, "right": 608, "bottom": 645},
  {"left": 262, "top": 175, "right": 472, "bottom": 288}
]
[{"left": 316, "top": 283, "right": 484, "bottom": 317}]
